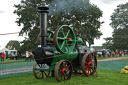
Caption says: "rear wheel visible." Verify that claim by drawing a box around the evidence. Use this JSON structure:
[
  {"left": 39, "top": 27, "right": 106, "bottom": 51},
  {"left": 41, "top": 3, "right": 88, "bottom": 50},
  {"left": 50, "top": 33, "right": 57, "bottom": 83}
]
[{"left": 81, "top": 53, "right": 97, "bottom": 76}]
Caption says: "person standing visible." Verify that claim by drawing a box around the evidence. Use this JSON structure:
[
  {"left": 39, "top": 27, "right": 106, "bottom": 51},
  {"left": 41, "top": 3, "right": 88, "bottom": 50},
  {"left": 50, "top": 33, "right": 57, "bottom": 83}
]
[
  {"left": 111, "top": 51, "right": 115, "bottom": 57},
  {"left": 29, "top": 52, "right": 34, "bottom": 61},
  {"left": 119, "top": 51, "right": 122, "bottom": 57},
  {"left": 0, "top": 52, "right": 1, "bottom": 61},
  {"left": 15, "top": 51, "right": 18, "bottom": 60},
  {"left": 25, "top": 51, "right": 29, "bottom": 62},
  {"left": 102, "top": 50, "right": 106, "bottom": 57},
  {"left": 1, "top": 52, "right": 5, "bottom": 62}
]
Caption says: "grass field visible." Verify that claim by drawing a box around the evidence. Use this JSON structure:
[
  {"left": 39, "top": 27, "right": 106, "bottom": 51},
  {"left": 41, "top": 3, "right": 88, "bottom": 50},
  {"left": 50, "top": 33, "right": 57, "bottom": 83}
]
[{"left": 0, "top": 70, "right": 128, "bottom": 85}]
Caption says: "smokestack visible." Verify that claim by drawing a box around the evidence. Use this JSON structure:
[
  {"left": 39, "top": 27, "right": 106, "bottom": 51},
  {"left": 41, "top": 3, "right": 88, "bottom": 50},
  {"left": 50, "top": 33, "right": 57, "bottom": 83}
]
[{"left": 37, "top": 6, "right": 49, "bottom": 46}]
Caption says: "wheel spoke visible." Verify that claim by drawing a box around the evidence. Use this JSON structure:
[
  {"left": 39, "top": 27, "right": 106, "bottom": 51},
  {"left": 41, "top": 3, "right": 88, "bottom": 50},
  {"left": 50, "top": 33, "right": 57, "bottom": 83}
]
[
  {"left": 65, "top": 73, "right": 70, "bottom": 80},
  {"left": 89, "top": 69, "right": 91, "bottom": 74},
  {"left": 61, "top": 28, "right": 66, "bottom": 37},
  {"left": 61, "top": 74, "right": 63, "bottom": 81},
  {"left": 64, "top": 61, "right": 67, "bottom": 68},
  {"left": 89, "top": 56, "right": 92, "bottom": 62},
  {"left": 38, "top": 64, "right": 41, "bottom": 68},
  {"left": 57, "top": 37, "right": 65, "bottom": 40},
  {"left": 65, "top": 41, "right": 70, "bottom": 52},
  {"left": 86, "top": 69, "right": 89, "bottom": 74},
  {"left": 60, "top": 41, "right": 66, "bottom": 50},
  {"left": 66, "top": 65, "right": 70, "bottom": 70},
  {"left": 66, "top": 29, "right": 70, "bottom": 38},
  {"left": 42, "top": 72, "right": 44, "bottom": 78},
  {"left": 84, "top": 65, "right": 87, "bottom": 70},
  {"left": 43, "top": 71, "right": 47, "bottom": 77},
  {"left": 64, "top": 74, "right": 66, "bottom": 80},
  {"left": 36, "top": 71, "right": 40, "bottom": 74},
  {"left": 48, "top": 33, "right": 52, "bottom": 40},
  {"left": 38, "top": 72, "right": 42, "bottom": 78}
]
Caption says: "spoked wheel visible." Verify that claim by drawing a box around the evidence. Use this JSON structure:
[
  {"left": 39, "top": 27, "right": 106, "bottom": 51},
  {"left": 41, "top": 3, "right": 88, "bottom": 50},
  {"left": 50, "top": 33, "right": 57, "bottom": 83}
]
[
  {"left": 54, "top": 60, "right": 73, "bottom": 82},
  {"left": 33, "top": 63, "right": 50, "bottom": 79},
  {"left": 81, "top": 53, "right": 97, "bottom": 76},
  {"left": 53, "top": 25, "right": 76, "bottom": 54}
]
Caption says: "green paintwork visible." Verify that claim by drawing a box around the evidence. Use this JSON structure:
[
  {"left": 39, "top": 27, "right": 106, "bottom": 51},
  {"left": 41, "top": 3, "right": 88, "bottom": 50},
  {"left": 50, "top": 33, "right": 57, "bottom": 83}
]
[
  {"left": 56, "top": 25, "right": 76, "bottom": 53},
  {"left": 76, "top": 37, "right": 84, "bottom": 45},
  {"left": 48, "top": 46, "right": 78, "bottom": 71}
]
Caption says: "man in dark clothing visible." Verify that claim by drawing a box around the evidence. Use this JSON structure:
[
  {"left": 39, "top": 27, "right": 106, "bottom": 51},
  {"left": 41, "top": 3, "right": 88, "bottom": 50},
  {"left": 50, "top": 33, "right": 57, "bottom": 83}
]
[{"left": 102, "top": 50, "right": 106, "bottom": 57}]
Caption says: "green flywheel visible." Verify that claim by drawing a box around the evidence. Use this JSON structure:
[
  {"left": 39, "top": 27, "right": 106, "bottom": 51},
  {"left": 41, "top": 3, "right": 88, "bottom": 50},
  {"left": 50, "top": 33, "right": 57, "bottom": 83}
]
[{"left": 53, "top": 25, "right": 76, "bottom": 54}]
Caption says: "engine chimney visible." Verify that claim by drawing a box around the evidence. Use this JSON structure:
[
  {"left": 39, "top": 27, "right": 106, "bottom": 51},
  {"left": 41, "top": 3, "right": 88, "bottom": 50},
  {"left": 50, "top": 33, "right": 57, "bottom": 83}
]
[{"left": 37, "top": 6, "right": 49, "bottom": 46}]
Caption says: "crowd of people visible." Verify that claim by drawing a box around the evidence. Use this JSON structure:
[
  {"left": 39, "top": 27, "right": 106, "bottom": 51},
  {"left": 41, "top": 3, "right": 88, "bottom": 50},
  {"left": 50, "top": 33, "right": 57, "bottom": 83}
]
[
  {"left": 0, "top": 51, "right": 34, "bottom": 62},
  {"left": 94, "top": 49, "right": 128, "bottom": 58}
]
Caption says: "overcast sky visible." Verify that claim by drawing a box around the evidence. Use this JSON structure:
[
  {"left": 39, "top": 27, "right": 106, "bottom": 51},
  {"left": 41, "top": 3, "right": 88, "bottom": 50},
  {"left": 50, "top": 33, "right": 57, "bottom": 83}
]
[{"left": 0, "top": 0, "right": 128, "bottom": 49}]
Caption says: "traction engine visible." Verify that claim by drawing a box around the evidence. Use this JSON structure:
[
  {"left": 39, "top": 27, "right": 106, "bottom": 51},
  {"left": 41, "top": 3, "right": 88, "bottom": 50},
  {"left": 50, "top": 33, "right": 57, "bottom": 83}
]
[{"left": 33, "top": 6, "right": 97, "bottom": 82}]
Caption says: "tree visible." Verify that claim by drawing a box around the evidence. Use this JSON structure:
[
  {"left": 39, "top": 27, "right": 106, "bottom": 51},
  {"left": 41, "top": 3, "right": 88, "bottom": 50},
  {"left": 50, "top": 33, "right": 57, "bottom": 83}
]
[
  {"left": 47, "top": 0, "right": 103, "bottom": 47},
  {"left": 103, "top": 2, "right": 128, "bottom": 50},
  {"left": 102, "top": 37, "right": 113, "bottom": 50},
  {"left": 14, "top": 0, "right": 103, "bottom": 51},
  {"left": 5, "top": 40, "right": 20, "bottom": 50}
]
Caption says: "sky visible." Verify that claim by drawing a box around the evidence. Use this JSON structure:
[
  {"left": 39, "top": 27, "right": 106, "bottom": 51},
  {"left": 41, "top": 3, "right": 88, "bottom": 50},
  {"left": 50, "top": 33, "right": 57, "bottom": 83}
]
[{"left": 0, "top": 0, "right": 128, "bottom": 49}]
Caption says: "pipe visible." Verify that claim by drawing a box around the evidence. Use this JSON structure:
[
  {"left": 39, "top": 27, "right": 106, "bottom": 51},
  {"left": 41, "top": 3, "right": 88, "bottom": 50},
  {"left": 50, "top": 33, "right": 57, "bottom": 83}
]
[{"left": 37, "top": 6, "right": 49, "bottom": 46}]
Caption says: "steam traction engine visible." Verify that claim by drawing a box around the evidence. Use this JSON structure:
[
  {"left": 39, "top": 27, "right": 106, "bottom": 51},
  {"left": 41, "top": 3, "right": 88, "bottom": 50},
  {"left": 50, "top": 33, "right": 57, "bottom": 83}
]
[{"left": 33, "top": 6, "right": 97, "bottom": 82}]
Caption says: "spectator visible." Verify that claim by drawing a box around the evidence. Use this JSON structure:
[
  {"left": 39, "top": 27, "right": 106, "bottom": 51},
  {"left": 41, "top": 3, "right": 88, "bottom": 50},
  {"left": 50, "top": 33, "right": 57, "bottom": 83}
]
[
  {"left": 107, "top": 51, "right": 110, "bottom": 57},
  {"left": 126, "top": 51, "right": 128, "bottom": 55},
  {"left": 119, "top": 51, "right": 122, "bottom": 57},
  {"left": 1, "top": 52, "right": 5, "bottom": 62},
  {"left": 29, "top": 52, "right": 34, "bottom": 61},
  {"left": 109, "top": 51, "right": 111, "bottom": 57},
  {"left": 25, "top": 51, "right": 29, "bottom": 62},
  {"left": 0, "top": 52, "right": 1, "bottom": 61},
  {"left": 98, "top": 51, "right": 102, "bottom": 57},
  {"left": 122, "top": 51, "right": 124, "bottom": 56},
  {"left": 102, "top": 50, "right": 106, "bottom": 57},
  {"left": 15, "top": 51, "right": 18, "bottom": 60},
  {"left": 111, "top": 51, "right": 115, "bottom": 57}
]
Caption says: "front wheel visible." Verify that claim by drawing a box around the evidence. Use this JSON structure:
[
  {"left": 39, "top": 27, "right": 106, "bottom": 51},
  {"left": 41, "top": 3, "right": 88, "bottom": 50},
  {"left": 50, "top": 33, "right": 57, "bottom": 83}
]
[
  {"left": 54, "top": 60, "right": 73, "bottom": 82},
  {"left": 33, "top": 63, "right": 50, "bottom": 79}
]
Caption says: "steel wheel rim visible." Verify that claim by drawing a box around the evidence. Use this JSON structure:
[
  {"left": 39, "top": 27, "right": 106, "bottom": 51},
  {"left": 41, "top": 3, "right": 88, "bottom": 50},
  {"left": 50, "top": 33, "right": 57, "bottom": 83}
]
[
  {"left": 82, "top": 53, "right": 97, "bottom": 76},
  {"left": 54, "top": 25, "right": 76, "bottom": 54},
  {"left": 54, "top": 60, "right": 73, "bottom": 82},
  {"left": 33, "top": 63, "right": 50, "bottom": 79}
]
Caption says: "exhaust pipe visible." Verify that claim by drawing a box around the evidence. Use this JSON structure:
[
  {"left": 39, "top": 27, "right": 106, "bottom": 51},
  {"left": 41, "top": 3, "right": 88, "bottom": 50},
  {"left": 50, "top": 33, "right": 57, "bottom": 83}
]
[{"left": 37, "top": 6, "right": 49, "bottom": 46}]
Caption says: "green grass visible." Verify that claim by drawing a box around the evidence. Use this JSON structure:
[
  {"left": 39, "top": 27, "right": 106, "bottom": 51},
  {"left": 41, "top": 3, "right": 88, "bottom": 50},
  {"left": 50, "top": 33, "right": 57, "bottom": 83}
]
[{"left": 0, "top": 70, "right": 128, "bottom": 85}]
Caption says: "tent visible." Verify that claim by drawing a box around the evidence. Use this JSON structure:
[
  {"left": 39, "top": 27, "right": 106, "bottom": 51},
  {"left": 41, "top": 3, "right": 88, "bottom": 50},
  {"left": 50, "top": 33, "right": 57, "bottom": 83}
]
[{"left": 0, "top": 48, "right": 9, "bottom": 53}]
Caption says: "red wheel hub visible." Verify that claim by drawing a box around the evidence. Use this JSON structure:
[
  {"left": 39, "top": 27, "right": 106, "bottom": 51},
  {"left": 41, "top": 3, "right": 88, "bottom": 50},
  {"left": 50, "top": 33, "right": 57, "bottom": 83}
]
[
  {"left": 87, "top": 61, "right": 91, "bottom": 67},
  {"left": 65, "top": 38, "right": 71, "bottom": 40},
  {"left": 61, "top": 68, "right": 66, "bottom": 74}
]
